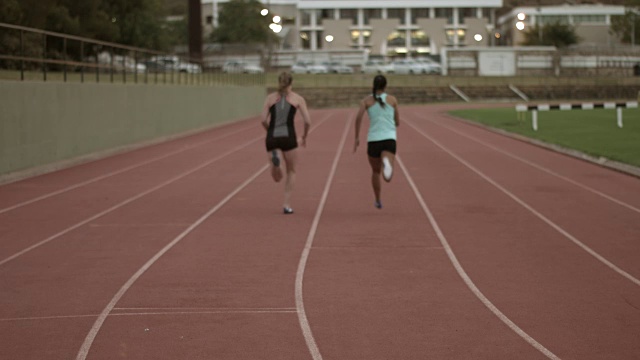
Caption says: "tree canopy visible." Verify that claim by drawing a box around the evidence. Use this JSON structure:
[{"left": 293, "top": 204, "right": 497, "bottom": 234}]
[
  {"left": 610, "top": 0, "right": 640, "bottom": 45},
  {"left": 209, "top": 0, "right": 276, "bottom": 44},
  {"left": 521, "top": 22, "right": 580, "bottom": 48},
  {"left": 0, "top": 0, "right": 183, "bottom": 51}
]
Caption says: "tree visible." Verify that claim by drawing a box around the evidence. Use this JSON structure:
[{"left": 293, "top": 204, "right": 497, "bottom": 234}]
[
  {"left": 610, "top": 0, "right": 640, "bottom": 46},
  {"left": 522, "top": 21, "right": 580, "bottom": 48},
  {"left": 209, "top": 0, "right": 275, "bottom": 44}
]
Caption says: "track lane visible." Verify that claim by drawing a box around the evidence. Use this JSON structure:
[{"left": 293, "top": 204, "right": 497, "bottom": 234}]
[
  {"left": 399, "top": 111, "right": 640, "bottom": 359},
  {"left": 0, "top": 123, "right": 266, "bottom": 265},
  {"left": 0, "top": 118, "right": 257, "bottom": 210},
  {"left": 302, "top": 119, "right": 549, "bottom": 359},
  {"left": 406, "top": 112, "right": 640, "bottom": 282},
  {"left": 77, "top": 111, "right": 343, "bottom": 359}
]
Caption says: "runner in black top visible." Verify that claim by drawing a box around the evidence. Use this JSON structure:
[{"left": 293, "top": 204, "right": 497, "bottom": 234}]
[{"left": 261, "top": 72, "right": 311, "bottom": 214}]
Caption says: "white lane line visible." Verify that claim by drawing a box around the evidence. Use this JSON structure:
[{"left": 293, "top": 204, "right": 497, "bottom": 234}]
[
  {"left": 419, "top": 113, "right": 640, "bottom": 215},
  {"left": 1, "top": 309, "right": 297, "bottom": 322},
  {"left": 75, "top": 115, "right": 332, "bottom": 360},
  {"left": 295, "top": 116, "right": 352, "bottom": 360},
  {"left": 114, "top": 307, "right": 297, "bottom": 311},
  {"left": 405, "top": 119, "right": 640, "bottom": 288},
  {"left": 396, "top": 156, "right": 561, "bottom": 360},
  {"left": 0, "top": 123, "right": 255, "bottom": 215},
  {"left": 75, "top": 165, "right": 268, "bottom": 360},
  {"left": 0, "top": 136, "right": 262, "bottom": 267}
]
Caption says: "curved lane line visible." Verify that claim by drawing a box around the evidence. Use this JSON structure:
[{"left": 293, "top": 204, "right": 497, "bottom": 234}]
[
  {"left": 405, "top": 119, "right": 640, "bottom": 288},
  {"left": 75, "top": 116, "right": 332, "bottom": 359},
  {"left": 0, "top": 123, "right": 256, "bottom": 215},
  {"left": 0, "top": 136, "right": 262, "bottom": 267},
  {"left": 2, "top": 115, "right": 331, "bottom": 267},
  {"left": 75, "top": 165, "right": 268, "bottom": 360},
  {"left": 397, "top": 156, "right": 561, "bottom": 360},
  {"left": 417, "top": 112, "right": 640, "bottom": 215},
  {"left": 295, "top": 116, "right": 352, "bottom": 360}
]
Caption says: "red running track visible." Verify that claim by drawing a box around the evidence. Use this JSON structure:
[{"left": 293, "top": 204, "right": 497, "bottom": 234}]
[{"left": 0, "top": 104, "right": 639, "bottom": 360}]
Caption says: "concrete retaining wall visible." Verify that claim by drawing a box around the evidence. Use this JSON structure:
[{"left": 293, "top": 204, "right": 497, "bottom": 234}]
[{"left": 0, "top": 82, "right": 265, "bottom": 179}]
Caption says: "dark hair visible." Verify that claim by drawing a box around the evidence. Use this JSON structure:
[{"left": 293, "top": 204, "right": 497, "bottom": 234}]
[
  {"left": 372, "top": 75, "right": 387, "bottom": 107},
  {"left": 278, "top": 71, "right": 293, "bottom": 94}
]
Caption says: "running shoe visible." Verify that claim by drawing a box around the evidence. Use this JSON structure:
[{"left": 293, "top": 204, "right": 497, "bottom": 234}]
[
  {"left": 374, "top": 201, "right": 382, "bottom": 209},
  {"left": 283, "top": 207, "right": 294, "bottom": 214},
  {"left": 271, "top": 150, "right": 280, "bottom": 167},
  {"left": 382, "top": 157, "right": 393, "bottom": 181}
]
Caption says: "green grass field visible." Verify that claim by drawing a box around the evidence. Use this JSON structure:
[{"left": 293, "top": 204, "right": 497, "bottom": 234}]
[{"left": 449, "top": 107, "right": 640, "bottom": 168}]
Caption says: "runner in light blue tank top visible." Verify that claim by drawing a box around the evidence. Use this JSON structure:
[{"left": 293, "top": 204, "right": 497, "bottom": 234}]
[
  {"left": 354, "top": 75, "right": 400, "bottom": 209},
  {"left": 366, "top": 93, "right": 396, "bottom": 142}
]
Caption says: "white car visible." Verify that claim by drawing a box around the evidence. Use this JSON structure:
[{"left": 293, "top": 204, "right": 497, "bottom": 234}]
[
  {"left": 291, "top": 61, "right": 329, "bottom": 74},
  {"left": 322, "top": 61, "right": 354, "bottom": 74},
  {"left": 414, "top": 58, "right": 442, "bottom": 74},
  {"left": 222, "top": 60, "right": 264, "bottom": 74},
  {"left": 361, "top": 59, "right": 393, "bottom": 74},
  {"left": 390, "top": 59, "right": 428, "bottom": 74},
  {"left": 150, "top": 55, "right": 202, "bottom": 73}
]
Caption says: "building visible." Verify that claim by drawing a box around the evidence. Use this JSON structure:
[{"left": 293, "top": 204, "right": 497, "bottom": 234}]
[
  {"left": 201, "top": 0, "right": 504, "bottom": 58},
  {"left": 499, "top": 4, "right": 627, "bottom": 48}
]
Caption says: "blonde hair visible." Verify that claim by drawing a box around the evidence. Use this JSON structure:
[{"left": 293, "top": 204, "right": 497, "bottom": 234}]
[{"left": 278, "top": 72, "right": 293, "bottom": 94}]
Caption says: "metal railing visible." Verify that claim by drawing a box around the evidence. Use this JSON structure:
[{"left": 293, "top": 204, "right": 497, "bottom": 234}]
[{"left": 0, "top": 22, "right": 265, "bottom": 87}]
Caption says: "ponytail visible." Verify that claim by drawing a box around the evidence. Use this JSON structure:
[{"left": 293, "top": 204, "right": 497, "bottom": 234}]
[
  {"left": 372, "top": 75, "right": 387, "bottom": 107},
  {"left": 278, "top": 71, "right": 293, "bottom": 95}
]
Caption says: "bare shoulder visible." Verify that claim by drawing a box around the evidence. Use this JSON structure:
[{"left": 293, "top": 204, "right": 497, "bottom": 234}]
[
  {"left": 288, "top": 91, "right": 307, "bottom": 106},
  {"left": 386, "top": 94, "right": 399, "bottom": 106},
  {"left": 265, "top": 92, "right": 279, "bottom": 106},
  {"left": 362, "top": 95, "right": 376, "bottom": 106}
]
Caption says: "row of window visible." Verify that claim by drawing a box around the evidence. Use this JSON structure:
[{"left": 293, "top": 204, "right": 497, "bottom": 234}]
[
  {"left": 298, "top": 29, "right": 466, "bottom": 50},
  {"left": 526, "top": 14, "right": 607, "bottom": 25},
  {"left": 300, "top": 8, "right": 492, "bottom": 26}
]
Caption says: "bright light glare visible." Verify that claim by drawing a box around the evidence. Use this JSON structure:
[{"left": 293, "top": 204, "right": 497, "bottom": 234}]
[
  {"left": 517, "top": 12, "right": 526, "bottom": 21},
  {"left": 325, "top": 35, "right": 334, "bottom": 42},
  {"left": 474, "top": 34, "right": 483, "bottom": 42},
  {"left": 273, "top": 15, "right": 281, "bottom": 23},
  {"left": 261, "top": 9, "right": 268, "bottom": 16},
  {"left": 516, "top": 21, "right": 525, "bottom": 30},
  {"left": 269, "top": 23, "right": 282, "bottom": 33}
]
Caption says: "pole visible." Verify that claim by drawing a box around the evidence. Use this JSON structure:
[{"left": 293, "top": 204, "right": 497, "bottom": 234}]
[{"left": 188, "top": 0, "right": 203, "bottom": 64}]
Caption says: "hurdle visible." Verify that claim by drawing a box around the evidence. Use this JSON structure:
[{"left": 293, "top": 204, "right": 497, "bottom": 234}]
[{"left": 515, "top": 101, "right": 639, "bottom": 131}]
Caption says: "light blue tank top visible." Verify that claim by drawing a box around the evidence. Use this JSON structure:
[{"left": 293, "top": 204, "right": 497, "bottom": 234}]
[{"left": 366, "top": 93, "right": 396, "bottom": 142}]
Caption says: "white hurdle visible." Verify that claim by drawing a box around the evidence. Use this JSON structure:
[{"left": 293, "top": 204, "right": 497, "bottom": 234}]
[{"left": 515, "top": 101, "right": 639, "bottom": 131}]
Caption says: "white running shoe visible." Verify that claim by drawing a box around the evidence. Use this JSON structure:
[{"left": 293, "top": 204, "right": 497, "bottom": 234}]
[{"left": 382, "top": 157, "right": 393, "bottom": 181}]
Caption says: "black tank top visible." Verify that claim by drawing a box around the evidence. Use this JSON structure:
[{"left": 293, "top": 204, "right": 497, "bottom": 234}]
[{"left": 267, "top": 95, "right": 297, "bottom": 139}]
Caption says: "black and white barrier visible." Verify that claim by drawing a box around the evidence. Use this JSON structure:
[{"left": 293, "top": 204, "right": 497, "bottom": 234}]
[{"left": 516, "top": 102, "right": 639, "bottom": 131}]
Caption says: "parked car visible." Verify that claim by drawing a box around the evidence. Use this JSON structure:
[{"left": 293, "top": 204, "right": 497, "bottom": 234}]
[
  {"left": 95, "top": 52, "right": 146, "bottom": 73},
  {"left": 291, "top": 61, "right": 329, "bottom": 74},
  {"left": 414, "top": 58, "right": 442, "bottom": 74},
  {"left": 222, "top": 60, "right": 264, "bottom": 74},
  {"left": 361, "top": 59, "right": 394, "bottom": 74},
  {"left": 390, "top": 59, "right": 429, "bottom": 74},
  {"left": 322, "top": 61, "right": 354, "bottom": 74},
  {"left": 149, "top": 55, "right": 202, "bottom": 73}
]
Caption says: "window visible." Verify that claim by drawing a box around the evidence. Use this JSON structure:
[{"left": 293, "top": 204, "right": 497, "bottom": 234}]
[
  {"left": 387, "top": 9, "right": 406, "bottom": 24},
  {"left": 351, "top": 30, "right": 372, "bottom": 45},
  {"left": 412, "top": 8, "right": 430, "bottom": 23},
  {"left": 341, "top": 9, "right": 357, "bottom": 25},
  {"left": 573, "top": 14, "right": 606, "bottom": 24},
  {"left": 445, "top": 28, "right": 466, "bottom": 44},
  {"left": 300, "top": 31, "right": 311, "bottom": 49},
  {"left": 364, "top": 9, "right": 381, "bottom": 25},
  {"left": 301, "top": 11, "right": 311, "bottom": 26},
  {"left": 205, "top": 15, "right": 213, "bottom": 25},
  {"left": 539, "top": 15, "right": 569, "bottom": 25}
]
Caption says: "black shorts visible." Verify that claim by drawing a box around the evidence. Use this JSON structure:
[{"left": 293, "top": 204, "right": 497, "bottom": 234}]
[
  {"left": 367, "top": 139, "right": 397, "bottom": 158},
  {"left": 266, "top": 136, "right": 298, "bottom": 152}
]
